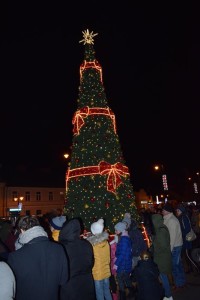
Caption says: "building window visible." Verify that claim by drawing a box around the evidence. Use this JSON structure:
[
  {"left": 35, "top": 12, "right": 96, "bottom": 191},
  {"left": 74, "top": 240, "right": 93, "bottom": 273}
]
[
  {"left": 36, "top": 192, "right": 41, "bottom": 201},
  {"left": 36, "top": 210, "right": 42, "bottom": 215},
  {"left": 25, "top": 191, "right": 30, "bottom": 202},
  {"left": 26, "top": 210, "right": 30, "bottom": 216},
  {"left": 12, "top": 191, "right": 18, "bottom": 201},
  {"left": 49, "top": 192, "right": 53, "bottom": 201},
  {"left": 60, "top": 192, "right": 65, "bottom": 203}
]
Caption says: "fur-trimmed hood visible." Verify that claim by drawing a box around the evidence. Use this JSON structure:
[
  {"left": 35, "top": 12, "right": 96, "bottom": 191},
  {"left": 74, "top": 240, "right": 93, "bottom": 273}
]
[{"left": 87, "top": 231, "right": 109, "bottom": 246}]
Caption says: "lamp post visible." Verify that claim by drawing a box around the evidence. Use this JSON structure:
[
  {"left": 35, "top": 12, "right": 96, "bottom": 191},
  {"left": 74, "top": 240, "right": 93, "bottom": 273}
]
[{"left": 14, "top": 196, "right": 24, "bottom": 213}]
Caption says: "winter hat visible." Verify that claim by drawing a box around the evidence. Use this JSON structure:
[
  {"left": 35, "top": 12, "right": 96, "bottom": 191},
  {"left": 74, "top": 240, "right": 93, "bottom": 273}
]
[
  {"left": 162, "top": 203, "right": 173, "bottom": 213},
  {"left": 122, "top": 212, "right": 131, "bottom": 228},
  {"left": 50, "top": 216, "right": 66, "bottom": 230},
  {"left": 176, "top": 204, "right": 186, "bottom": 213},
  {"left": 91, "top": 219, "right": 104, "bottom": 235},
  {"left": 114, "top": 222, "right": 126, "bottom": 233}
]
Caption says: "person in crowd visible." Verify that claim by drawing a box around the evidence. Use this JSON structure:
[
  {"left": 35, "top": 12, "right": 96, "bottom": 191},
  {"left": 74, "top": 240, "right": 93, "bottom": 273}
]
[
  {"left": 176, "top": 204, "right": 199, "bottom": 273},
  {"left": 162, "top": 202, "right": 186, "bottom": 290},
  {"left": 131, "top": 250, "right": 164, "bottom": 300},
  {"left": 87, "top": 218, "right": 112, "bottom": 300},
  {"left": 114, "top": 221, "right": 133, "bottom": 300},
  {"left": 59, "top": 217, "right": 96, "bottom": 300},
  {"left": 1, "top": 220, "right": 17, "bottom": 252},
  {"left": 151, "top": 213, "right": 173, "bottom": 300},
  {"left": 191, "top": 205, "right": 200, "bottom": 247},
  {"left": 139, "top": 208, "right": 153, "bottom": 238},
  {"left": 0, "top": 236, "right": 10, "bottom": 261},
  {"left": 0, "top": 257, "right": 16, "bottom": 300},
  {"left": 109, "top": 234, "right": 118, "bottom": 300},
  {"left": 7, "top": 215, "right": 69, "bottom": 300},
  {"left": 49, "top": 215, "right": 67, "bottom": 241},
  {"left": 37, "top": 214, "right": 54, "bottom": 240},
  {"left": 123, "top": 212, "right": 147, "bottom": 269}
]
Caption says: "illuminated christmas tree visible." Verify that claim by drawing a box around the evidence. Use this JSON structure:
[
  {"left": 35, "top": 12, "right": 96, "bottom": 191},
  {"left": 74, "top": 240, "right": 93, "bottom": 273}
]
[{"left": 65, "top": 29, "right": 139, "bottom": 232}]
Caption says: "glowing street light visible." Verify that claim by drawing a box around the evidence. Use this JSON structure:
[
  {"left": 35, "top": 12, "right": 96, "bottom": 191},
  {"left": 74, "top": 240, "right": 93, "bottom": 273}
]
[{"left": 14, "top": 196, "right": 24, "bottom": 212}]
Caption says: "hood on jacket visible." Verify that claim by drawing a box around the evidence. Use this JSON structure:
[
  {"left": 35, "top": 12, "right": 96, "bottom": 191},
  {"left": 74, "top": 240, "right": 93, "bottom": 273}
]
[
  {"left": 87, "top": 231, "right": 109, "bottom": 246},
  {"left": 59, "top": 218, "right": 81, "bottom": 243},
  {"left": 151, "top": 214, "right": 164, "bottom": 230}
]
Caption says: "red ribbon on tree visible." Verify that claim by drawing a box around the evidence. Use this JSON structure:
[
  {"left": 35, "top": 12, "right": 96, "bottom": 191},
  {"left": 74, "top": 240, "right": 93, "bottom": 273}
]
[
  {"left": 72, "top": 106, "right": 89, "bottom": 135},
  {"left": 66, "top": 161, "right": 129, "bottom": 194},
  {"left": 72, "top": 106, "right": 116, "bottom": 135},
  {"left": 99, "top": 161, "right": 129, "bottom": 193},
  {"left": 80, "top": 60, "right": 102, "bottom": 82}
]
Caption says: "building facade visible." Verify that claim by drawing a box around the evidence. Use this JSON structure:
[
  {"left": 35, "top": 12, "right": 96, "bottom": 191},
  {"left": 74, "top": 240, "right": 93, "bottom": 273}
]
[
  {"left": 0, "top": 182, "right": 66, "bottom": 218},
  {"left": 0, "top": 182, "right": 153, "bottom": 219}
]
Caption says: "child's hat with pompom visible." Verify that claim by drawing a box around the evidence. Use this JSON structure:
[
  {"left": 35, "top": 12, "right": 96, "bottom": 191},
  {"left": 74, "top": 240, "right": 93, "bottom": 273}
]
[{"left": 91, "top": 218, "right": 104, "bottom": 235}]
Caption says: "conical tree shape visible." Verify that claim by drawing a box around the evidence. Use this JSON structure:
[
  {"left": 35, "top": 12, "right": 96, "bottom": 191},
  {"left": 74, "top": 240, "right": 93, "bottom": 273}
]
[{"left": 65, "top": 29, "right": 139, "bottom": 232}]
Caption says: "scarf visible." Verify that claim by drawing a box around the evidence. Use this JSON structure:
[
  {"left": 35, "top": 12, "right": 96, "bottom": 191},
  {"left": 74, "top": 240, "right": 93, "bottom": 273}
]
[{"left": 15, "top": 226, "right": 48, "bottom": 250}]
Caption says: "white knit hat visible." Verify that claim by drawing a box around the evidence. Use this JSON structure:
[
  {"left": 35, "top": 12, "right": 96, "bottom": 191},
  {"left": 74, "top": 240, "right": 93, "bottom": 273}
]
[{"left": 91, "top": 219, "right": 104, "bottom": 235}]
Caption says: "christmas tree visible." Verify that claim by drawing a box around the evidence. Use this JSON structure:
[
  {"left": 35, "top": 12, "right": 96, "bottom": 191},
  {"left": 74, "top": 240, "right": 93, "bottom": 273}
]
[{"left": 65, "top": 29, "right": 139, "bottom": 232}]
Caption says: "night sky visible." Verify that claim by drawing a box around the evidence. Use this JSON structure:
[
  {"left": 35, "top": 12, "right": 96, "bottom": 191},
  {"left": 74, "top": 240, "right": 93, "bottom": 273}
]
[{"left": 1, "top": 3, "right": 200, "bottom": 197}]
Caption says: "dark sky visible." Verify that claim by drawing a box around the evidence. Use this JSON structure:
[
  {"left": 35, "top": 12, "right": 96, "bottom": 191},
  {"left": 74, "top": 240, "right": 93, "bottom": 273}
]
[{"left": 1, "top": 2, "right": 200, "bottom": 196}]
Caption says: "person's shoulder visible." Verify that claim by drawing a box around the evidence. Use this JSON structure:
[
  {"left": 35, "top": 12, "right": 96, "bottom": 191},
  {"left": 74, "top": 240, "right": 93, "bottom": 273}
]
[{"left": 0, "top": 261, "right": 14, "bottom": 275}]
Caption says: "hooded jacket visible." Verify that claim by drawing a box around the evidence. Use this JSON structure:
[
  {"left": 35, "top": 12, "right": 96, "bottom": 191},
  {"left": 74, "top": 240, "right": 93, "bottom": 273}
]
[
  {"left": 87, "top": 231, "right": 111, "bottom": 280},
  {"left": 59, "top": 219, "right": 96, "bottom": 300},
  {"left": 151, "top": 214, "right": 172, "bottom": 274}
]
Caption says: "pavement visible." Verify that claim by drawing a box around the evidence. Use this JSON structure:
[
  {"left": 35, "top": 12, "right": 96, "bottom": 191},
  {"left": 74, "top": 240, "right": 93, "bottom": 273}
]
[{"left": 172, "top": 271, "right": 200, "bottom": 300}]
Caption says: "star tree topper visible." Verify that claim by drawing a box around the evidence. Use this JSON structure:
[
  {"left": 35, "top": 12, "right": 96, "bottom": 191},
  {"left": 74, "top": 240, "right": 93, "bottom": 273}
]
[{"left": 79, "top": 29, "right": 98, "bottom": 45}]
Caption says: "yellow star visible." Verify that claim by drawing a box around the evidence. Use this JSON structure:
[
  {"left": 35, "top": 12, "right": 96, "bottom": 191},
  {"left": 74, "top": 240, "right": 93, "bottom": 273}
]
[{"left": 79, "top": 29, "right": 98, "bottom": 45}]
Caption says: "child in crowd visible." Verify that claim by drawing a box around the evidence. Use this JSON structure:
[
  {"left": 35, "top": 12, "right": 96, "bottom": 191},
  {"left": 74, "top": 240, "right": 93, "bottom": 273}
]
[
  {"left": 114, "top": 221, "right": 133, "bottom": 300},
  {"left": 122, "top": 213, "right": 147, "bottom": 269},
  {"left": 49, "top": 216, "right": 66, "bottom": 241},
  {"left": 87, "top": 219, "right": 112, "bottom": 300},
  {"left": 131, "top": 251, "right": 164, "bottom": 300},
  {"left": 109, "top": 234, "right": 118, "bottom": 300}
]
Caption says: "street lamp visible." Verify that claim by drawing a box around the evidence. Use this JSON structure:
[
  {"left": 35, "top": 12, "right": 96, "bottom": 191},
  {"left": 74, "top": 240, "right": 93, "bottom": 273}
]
[
  {"left": 64, "top": 153, "right": 69, "bottom": 159},
  {"left": 14, "top": 196, "right": 24, "bottom": 212}
]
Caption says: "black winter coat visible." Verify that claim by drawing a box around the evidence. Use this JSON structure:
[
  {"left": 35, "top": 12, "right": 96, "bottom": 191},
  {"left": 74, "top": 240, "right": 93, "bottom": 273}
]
[
  {"left": 59, "top": 218, "right": 96, "bottom": 300},
  {"left": 131, "top": 259, "right": 164, "bottom": 300},
  {"left": 8, "top": 236, "right": 69, "bottom": 300}
]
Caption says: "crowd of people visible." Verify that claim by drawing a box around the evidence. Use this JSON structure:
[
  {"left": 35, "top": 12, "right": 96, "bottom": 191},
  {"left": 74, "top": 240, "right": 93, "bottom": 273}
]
[{"left": 0, "top": 202, "right": 200, "bottom": 300}]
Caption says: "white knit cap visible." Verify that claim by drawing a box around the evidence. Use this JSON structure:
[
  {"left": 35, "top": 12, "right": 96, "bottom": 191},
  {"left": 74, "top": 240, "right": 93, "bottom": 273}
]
[{"left": 91, "top": 219, "right": 104, "bottom": 235}]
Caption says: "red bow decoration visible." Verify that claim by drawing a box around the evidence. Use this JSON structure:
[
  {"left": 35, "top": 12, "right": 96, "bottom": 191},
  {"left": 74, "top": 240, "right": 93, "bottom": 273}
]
[
  {"left": 72, "top": 106, "right": 89, "bottom": 135},
  {"left": 99, "top": 161, "right": 129, "bottom": 193}
]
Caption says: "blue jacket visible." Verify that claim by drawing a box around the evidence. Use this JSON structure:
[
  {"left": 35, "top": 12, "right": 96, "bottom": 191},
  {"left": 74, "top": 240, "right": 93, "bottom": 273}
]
[
  {"left": 178, "top": 214, "right": 192, "bottom": 250},
  {"left": 115, "top": 235, "right": 132, "bottom": 273}
]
